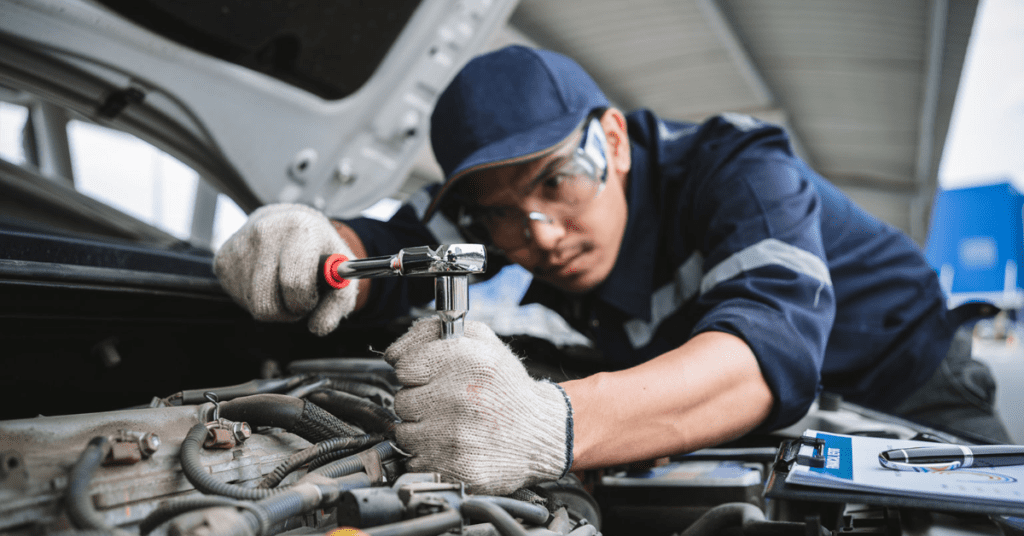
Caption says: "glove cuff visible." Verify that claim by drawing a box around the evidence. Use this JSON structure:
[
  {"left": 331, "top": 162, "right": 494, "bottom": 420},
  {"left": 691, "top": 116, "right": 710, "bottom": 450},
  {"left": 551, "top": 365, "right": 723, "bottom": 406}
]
[
  {"left": 529, "top": 380, "right": 574, "bottom": 484},
  {"left": 546, "top": 381, "right": 574, "bottom": 478}
]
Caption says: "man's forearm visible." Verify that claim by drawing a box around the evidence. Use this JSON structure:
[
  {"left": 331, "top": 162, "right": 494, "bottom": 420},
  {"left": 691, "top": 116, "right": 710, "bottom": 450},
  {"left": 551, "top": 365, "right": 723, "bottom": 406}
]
[{"left": 561, "top": 331, "right": 774, "bottom": 470}]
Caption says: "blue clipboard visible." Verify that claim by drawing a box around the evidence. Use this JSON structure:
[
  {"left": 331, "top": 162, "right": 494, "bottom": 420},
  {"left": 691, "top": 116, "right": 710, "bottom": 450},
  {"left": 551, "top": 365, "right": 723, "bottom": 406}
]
[{"left": 765, "top": 431, "right": 1024, "bottom": 517}]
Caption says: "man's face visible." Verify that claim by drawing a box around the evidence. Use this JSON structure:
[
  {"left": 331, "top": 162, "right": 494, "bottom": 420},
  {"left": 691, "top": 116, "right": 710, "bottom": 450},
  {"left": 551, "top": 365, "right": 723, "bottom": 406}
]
[{"left": 462, "top": 110, "right": 631, "bottom": 294}]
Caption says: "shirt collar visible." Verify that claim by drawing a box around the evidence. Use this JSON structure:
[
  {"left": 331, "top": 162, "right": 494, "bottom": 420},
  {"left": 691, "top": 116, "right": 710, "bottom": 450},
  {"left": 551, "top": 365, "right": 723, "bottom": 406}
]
[{"left": 521, "top": 136, "right": 660, "bottom": 322}]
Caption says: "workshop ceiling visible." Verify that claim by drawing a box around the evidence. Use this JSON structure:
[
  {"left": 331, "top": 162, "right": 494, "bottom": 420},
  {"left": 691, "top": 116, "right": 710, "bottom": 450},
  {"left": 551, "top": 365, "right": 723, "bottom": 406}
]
[{"left": 476, "top": 0, "right": 979, "bottom": 245}]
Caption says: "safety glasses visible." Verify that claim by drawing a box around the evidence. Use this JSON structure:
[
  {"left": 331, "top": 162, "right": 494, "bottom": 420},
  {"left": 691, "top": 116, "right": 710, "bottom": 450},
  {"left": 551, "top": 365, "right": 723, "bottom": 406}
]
[{"left": 455, "top": 116, "right": 608, "bottom": 247}]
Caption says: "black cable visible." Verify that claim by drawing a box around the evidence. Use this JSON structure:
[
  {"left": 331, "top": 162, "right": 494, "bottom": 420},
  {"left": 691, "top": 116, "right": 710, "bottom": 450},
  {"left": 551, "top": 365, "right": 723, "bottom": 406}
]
[
  {"left": 146, "top": 476, "right": 371, "bottom": 536},
  {"left": 139, "top": 496, "right": 267, "bottom": 536},
  {"left": 287, "top": 359, "right": 399, "bottom": 393},
  {"left": 307, "top": 390, "right": 400, "bottom": 434},
  {"left": 179, "top": 423, "right": 280, "bottom": 500},
  {"left": 286, "top": 378, "right": 332, "bottom": 399},
  {"left": 182, "top": 423, "right": 390, "bottom": 500},
  {"left": 312, "top": 441, "right": 396, "bottom": 479},
  {"left": 66, "top": 437, "right": 116, "bottom": 532},
  {"left": 307, "top": 447, "right": 358, "bottom": 471},
  {"left": 259, "top": 434, "right": 384, "bottom": 489}
]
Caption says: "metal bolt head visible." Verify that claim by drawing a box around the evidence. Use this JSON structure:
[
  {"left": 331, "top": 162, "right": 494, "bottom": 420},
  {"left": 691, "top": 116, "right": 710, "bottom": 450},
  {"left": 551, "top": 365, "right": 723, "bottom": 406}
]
[
  {"left": 139, "top": 432, "right": 161, "bottom": 457},
  {"left": 232, "top": 422, "right": 252, "bottom": 443}
]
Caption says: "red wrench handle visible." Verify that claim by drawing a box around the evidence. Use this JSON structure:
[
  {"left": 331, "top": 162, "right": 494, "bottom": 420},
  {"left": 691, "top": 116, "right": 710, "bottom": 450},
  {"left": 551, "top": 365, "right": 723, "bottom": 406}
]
[{"left": 318, "top": 254, "right": 351, "bottom": 291}]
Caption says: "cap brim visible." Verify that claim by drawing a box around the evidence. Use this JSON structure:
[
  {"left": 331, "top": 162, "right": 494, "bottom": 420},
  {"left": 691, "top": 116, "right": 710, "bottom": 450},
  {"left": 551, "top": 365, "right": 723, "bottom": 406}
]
[{"left": 422, "top": 111, "right": 590, "bottom": 222}]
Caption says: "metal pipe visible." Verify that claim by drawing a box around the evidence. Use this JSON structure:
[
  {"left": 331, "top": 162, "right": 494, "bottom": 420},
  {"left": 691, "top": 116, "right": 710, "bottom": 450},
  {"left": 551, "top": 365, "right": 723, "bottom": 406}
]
[
  {"left": 461, "top": 499, "right": 529, "bottom": 536},
  {"left": 362, "top": 509, "right": 463, "bottom": 536}
]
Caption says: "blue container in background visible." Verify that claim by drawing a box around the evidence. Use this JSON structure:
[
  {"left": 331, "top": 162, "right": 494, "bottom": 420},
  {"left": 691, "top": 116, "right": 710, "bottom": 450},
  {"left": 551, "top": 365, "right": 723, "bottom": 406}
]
[{"left": 925, "top": 181, "right": 1024, "bottom": 309}]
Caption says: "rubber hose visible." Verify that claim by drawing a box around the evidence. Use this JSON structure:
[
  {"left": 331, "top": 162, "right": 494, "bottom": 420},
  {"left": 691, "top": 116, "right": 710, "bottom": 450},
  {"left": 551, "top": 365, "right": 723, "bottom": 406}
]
[
  {"left": 287, "top": 359, "right": 400, "bottom": 394},
  {"left": 255, "top": 473, "right": 370, "bottom": 528},
  {"left": 745, "top": 520, "right": 823, "bottom": 536},
  {"left": 679, "top": 503, "right": 774, "bottom": 536},
  {"left": 472, "top": 496, "right": 549, "bottom": 526},
  {"left": 680, "top": 503, "right": 818, "bottom": 536},
  {"left": 313, "top": 441, "right": 395, "bottom": 479},
  {"left": 218, "top": 394, "right": 360, "bottom": 442},
  {"left": 286, "top": 378, "right": 332, "bottom": 399},
  {"left": 362, "top": 509, "right": 463, "bottom": 536},
  {"left": 296, "top": 398, "right": 362, "bottom": 440},
  {"left": 287, "top": 358, "right": 396, "bottom": 377},
  {"left": 178, "top": 376, "right": 308, "bottom": 405},
  {"left": 66, "top": 437, "right": 115, "bottom": 531},
  {"left": 139, "top": 496, "right": 266, "bottom": 536},
  {"left": 325, "top": 371, "right": 401, "bottom": 394},
  {"left": 180, "top": 423, "right": 279, "bottom": 500},
  {"left": 260, "top": 434, "right": 384, "bottom": 489},
  {"left": 247, "top": 488, "right": 319, "bottom": 528},
  {"left": 461, "top": 499, "right": 529, "bottom": 536},
  {"left": 219, "top": 394, "right": 304, "bottom": 428},
  {"left": 307, "top": 390, "right": 400, "bottom": 434},
  {"left": 566, "top": 524, "right": 599, "bottom": 536},
  {"left": 307, "top": 447, "right": 358, "bottom": 471},
  {"left": 329, "top": 379, "right": 395, "bottom": 408}
]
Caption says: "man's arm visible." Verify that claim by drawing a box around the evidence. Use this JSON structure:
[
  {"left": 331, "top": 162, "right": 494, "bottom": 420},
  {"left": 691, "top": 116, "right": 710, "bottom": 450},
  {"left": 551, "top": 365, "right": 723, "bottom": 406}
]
[{"left": 562, "top": 331, "right": 773, "bottom": 470}]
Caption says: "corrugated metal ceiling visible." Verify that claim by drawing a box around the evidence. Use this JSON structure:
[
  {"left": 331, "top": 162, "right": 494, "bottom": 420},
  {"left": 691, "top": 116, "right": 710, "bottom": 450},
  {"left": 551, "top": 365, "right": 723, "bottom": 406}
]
[{"left": 499, "top": 0, "right": 978, "bottom": 244}]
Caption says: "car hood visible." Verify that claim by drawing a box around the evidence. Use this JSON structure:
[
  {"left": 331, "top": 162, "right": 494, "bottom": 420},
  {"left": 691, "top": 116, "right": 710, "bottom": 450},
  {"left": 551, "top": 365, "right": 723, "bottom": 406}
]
[{"left": 0, "top": 0, "right": 517, "bottom": 217}]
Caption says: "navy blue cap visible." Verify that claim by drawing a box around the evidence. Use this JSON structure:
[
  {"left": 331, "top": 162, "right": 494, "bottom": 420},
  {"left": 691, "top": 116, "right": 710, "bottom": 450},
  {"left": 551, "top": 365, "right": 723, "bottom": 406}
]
[{"left": 424, "top": 45, "right": 609, "bottom": 221}]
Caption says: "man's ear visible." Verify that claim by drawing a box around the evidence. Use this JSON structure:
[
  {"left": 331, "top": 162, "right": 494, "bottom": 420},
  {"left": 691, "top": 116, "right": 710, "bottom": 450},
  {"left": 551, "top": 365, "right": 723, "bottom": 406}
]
[{"left": 601, "top": 108, "right": 631, "bottom": 180}]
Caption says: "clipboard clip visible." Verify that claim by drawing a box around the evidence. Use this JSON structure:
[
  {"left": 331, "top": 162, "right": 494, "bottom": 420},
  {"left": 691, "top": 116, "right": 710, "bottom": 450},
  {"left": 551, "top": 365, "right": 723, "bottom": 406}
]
[{"left": 774, "top": 436, "right": 827, "bottom": 472}]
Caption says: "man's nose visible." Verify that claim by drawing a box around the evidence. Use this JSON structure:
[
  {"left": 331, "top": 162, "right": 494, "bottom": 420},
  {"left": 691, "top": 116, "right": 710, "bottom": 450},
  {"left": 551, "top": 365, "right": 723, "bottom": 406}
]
[{"left": 523, "top": 211, "right": 566, "bottom": 249}]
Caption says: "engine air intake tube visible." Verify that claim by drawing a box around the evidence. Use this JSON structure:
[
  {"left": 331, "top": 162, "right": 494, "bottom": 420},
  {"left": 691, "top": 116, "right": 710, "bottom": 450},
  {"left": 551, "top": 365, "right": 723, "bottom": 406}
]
[
  {"left": 307, "top": 389, "right": 400, "bottom": 434},
  {"left": 218, "top": 393, "right": 360, "bottom": 441}
]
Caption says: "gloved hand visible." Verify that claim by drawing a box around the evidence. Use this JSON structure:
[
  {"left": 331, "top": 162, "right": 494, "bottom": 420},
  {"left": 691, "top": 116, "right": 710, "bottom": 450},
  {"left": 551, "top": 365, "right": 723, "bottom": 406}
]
[
  {"left": 384, "top": 317, "right": 573, "bottom": 495},
  {"left": 214, "top": 203, "right": 358, "bottom": 336}
]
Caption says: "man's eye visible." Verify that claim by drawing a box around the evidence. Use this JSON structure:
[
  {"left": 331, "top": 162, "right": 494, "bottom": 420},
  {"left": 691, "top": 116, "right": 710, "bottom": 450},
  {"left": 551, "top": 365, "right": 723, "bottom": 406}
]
[{"left": 542, "top": 174, "right": 568, "bottom": 189}]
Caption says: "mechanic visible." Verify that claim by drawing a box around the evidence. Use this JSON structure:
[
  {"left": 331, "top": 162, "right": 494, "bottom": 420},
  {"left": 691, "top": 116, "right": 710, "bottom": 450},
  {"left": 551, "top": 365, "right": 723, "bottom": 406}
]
[{"left": 214, "top": 46, "right": 1012, "bottom": 494}]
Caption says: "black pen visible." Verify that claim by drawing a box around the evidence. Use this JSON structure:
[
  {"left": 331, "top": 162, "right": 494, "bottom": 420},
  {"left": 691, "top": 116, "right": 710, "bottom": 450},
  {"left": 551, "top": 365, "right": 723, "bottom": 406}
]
[{"left": 879, "top": 445, "right": 1024, "bottom": 472}]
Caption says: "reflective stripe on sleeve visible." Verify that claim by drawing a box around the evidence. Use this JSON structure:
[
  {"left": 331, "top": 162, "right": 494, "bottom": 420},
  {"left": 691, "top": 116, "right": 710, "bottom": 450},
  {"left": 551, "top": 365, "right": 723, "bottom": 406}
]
[
  {"left": 700, "top": 238, "right": 831, "bottom": 295},
  {"left": 624, "top": 252, "right": 704, "bottom": 348},
  {"left": 623, "top": 239, "right": 830, "bottom": 350}
]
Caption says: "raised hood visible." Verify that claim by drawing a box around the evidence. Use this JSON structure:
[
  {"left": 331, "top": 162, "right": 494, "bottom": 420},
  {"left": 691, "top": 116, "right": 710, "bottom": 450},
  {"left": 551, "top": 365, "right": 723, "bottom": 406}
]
[{"left": 0, "top": 0, "right": 517, "bottom": 217}]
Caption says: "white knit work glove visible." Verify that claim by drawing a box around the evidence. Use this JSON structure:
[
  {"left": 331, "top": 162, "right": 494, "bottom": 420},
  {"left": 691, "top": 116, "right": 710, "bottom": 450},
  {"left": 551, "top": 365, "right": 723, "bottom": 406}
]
[
  {"left": 384, "top": 317, "right": 573, "bottom": 495},
  {"left": 214, "top": 203, "right": 358, "bottom": 336}
]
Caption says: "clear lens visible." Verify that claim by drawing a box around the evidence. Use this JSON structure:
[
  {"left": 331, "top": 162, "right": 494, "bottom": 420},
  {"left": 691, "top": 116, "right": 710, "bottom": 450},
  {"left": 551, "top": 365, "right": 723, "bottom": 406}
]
[{"left": 459, "top": 116, "right": 608, "bottom": 247}]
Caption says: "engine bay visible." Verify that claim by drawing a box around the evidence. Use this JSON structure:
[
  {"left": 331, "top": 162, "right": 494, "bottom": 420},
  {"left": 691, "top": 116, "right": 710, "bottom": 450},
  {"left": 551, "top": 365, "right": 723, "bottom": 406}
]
[{"left": 2, "top": 341, "right": 1018, "bottom": 536}]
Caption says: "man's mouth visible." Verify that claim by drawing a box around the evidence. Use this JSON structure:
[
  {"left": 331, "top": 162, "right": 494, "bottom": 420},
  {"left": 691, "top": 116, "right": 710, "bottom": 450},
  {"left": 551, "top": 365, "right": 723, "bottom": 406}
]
[{"left": 536, "top": 246, "right": 590, "bottom": 279}]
